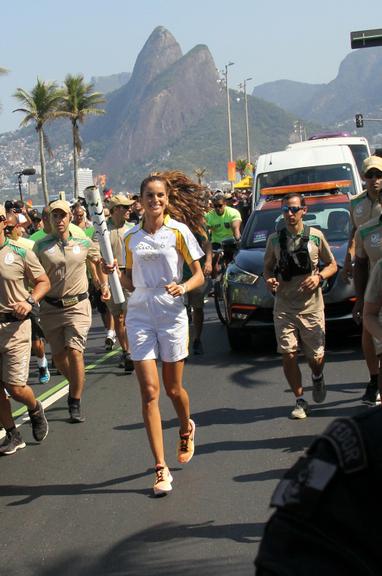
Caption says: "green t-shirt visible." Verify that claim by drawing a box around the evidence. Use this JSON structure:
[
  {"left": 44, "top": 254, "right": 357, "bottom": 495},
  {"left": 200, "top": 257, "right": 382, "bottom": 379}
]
[{"left": 205, "top": 206, "right": 241, "bottom": 243}]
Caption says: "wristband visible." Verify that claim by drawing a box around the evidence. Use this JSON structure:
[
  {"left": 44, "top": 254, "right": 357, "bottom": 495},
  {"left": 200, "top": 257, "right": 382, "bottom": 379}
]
[{"left": 179, "top": 284, "right": 187, "bottom": 295}]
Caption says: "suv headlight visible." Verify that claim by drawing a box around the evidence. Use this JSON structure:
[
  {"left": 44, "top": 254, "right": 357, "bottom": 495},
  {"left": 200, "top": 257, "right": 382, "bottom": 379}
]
[{"left": 227, "top": 263, "right": 259, "bottom": 285}]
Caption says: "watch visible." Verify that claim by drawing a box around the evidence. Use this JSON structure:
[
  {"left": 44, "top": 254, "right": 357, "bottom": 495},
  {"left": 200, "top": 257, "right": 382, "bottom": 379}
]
[
  {"left": 26, "top": 295, "right": 36, "bottom": 306},
  {"left": 317, "top": 273, "right": 324, "bottom": 285}
]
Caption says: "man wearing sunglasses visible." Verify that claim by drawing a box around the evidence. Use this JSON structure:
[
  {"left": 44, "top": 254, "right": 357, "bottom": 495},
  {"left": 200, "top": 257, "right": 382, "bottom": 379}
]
[
  {"left": 205, "top": 192, "right": 242, "bottom": 249},
  {"left": 264, "top": 193, "right": 337, "bottom": 419},
  {"left": 353, "top": 156, "right": 382, "bottom": 405}
]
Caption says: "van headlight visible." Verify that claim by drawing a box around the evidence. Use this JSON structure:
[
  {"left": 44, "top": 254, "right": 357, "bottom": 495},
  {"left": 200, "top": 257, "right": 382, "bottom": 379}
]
[{"left": 227, "top": 263, "right": 259, "bottom": 285}]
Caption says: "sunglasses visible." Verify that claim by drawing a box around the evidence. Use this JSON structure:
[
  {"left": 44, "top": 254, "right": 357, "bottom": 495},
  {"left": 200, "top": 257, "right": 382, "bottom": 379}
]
[
  {"left": 365, "top": 170, "right": 382, "bottom": 179},
  {"left": 282, "top": 206, "right": 303, "bottom": 214},
  {"left": 214, "top": 203, "right": 224, "bottom": 208}
]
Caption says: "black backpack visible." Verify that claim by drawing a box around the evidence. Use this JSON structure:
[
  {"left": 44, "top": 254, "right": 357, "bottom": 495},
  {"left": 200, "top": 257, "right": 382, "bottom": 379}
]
[{"left": 255, "top": 409, "right": 382, "bottom": 576}]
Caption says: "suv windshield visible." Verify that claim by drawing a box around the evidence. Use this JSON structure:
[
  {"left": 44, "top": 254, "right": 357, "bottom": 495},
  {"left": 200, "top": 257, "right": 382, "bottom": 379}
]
[
  {"left": 243, "top": 201, "right": 351, "bottom": 249},
  {"left": 256, "top": 164, "right": 356, "bottom": 197}
]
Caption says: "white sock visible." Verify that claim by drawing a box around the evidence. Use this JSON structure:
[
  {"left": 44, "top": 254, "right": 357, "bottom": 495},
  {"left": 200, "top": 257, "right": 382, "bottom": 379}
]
[
  {"left": 37, "top": 356, "right": 48, "bottom": 369},
  {"left": 106, "top": 330, "right": 116, "bottom": 339},
  {"left": 312, "top": 373, "right": 323, "bottom": 380}
]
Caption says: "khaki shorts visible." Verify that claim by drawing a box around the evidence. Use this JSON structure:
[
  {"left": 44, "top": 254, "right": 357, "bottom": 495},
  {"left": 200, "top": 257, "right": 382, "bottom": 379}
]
[
  {"left": 184, "top": 279, "right": 210, "bottom": 310},
  {"left": 0, "top": 319, "right": 31, "bottom": 386},
  {"left": 274, "top": 309, "right": 325, "bottom": 359},
  {"left": 40, "top": 298, "right": 92, "bottom": 355},
  {"left": 106, "top": 288, "right": 130, "bottom": 316}
]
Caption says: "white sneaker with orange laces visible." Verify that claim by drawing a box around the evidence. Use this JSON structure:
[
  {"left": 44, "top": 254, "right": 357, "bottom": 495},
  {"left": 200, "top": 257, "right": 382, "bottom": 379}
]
[
  {"left": 177, "top": 418, "right": 196, "bottom": 464},
  {"left": 153, "top": 466, "right": 173, "bottom": 497}
]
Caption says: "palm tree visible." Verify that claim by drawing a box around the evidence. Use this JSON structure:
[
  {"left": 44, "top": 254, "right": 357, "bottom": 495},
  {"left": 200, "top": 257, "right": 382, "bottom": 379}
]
[
  {"left": 61, "top": 74, "right": 105, "bottom": 197},
  {"left": 13, "top": 79, "right": 63, "bottom": 205},
  {"left": 235, "top": 158, "right": 248, "bottom": 179},
  {"left": 194, "top": 167, "right": 207, "bottom": 185}
]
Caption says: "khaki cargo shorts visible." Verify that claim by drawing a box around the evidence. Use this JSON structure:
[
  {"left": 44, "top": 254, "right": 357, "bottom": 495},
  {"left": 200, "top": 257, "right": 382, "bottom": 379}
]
[
  {"left": 40, "top": 298, "right": 92, "bottom": 355},
  {"left": 274, "top": 309, "right": 325, "bottom": 360},
  {"left": 0, "top": 319, "right": 31, "bottom": 386},
  {"left": 106, "top": 288, "right": 130, "bottom": 316}
]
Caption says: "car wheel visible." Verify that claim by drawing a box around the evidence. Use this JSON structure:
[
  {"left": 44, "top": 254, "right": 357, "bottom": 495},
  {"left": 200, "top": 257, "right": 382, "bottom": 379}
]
[{"left": 226, "top": 327, "right": 251, "bottom": 351}]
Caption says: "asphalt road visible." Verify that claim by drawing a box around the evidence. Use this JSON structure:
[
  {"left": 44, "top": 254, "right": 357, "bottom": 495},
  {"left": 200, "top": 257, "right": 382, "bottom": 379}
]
[{"left": 1, "top": 303, "right": 366, "bottom": 576}]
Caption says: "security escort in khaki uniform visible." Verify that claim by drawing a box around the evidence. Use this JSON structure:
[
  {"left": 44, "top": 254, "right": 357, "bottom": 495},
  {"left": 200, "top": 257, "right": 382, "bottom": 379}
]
[
  {"left": 34, "top": 200, "right": 110, "bottom": 423},
  {"left": 105, "top": 194, "right": 135, "bottom": 372},
  {"left": 0, "top": 204, "right": 51, "bottom": 456},
  {"left": 353, "top": 156, "right": 382, "bottom": 405},
  {"left": 364, "top": 259, "right": 382, "bottom": 398},
  {"left": 264, "top": 193, "right": 337, "bottom": 420},
  {"left": 344, "top": 155, "right": 382, "bottom": 277}
]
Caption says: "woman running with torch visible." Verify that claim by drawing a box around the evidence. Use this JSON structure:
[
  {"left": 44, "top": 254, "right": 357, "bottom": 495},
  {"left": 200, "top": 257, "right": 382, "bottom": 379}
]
[{"left": 105, "top": 171, "right": 205, "bottom": 496}]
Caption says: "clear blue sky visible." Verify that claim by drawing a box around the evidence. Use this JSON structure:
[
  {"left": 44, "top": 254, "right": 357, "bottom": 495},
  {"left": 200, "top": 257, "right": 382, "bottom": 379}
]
[{"left": 1, "top": 0, "right": 380, "bottom": 132}]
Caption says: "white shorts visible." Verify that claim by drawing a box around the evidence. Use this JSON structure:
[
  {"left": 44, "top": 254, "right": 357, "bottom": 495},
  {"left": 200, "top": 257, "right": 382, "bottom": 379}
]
[{"left": 126, "top": 288, "right": 189, "bottom": 362}]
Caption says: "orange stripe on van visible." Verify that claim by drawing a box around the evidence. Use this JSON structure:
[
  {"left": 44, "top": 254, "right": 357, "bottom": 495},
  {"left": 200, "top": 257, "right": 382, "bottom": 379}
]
[{"left": 261, "top": 180, "right": 352, "bottom": 195}]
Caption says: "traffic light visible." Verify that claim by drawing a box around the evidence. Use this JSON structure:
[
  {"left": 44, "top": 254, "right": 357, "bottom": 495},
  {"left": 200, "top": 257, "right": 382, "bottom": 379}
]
[{"left": 355, "top": 114, "right": 364, "bottom": 128}]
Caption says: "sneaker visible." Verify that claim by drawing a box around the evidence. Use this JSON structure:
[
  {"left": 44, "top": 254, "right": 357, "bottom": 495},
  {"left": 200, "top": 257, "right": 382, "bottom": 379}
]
[
  {"left": 362, "top": 382, "right": 380, "bottom": 406},
  {"left": 105, "top": 334, "right": 116, "bottom": 351},
  {"left": 153, "top": 466, "right": 173, "bottom": 496},
  {"left": 0, "top": 429, "right": 26, "bottom": 455},
  {"left": 312, "top": 374, "right": 327, "bottom": 403},
  {"left": 38, "top": 366, "right": 51, "bottom": 385},
  {"left": 68, "top": 402, "right": 85, "bottom": 423},
  {"left": 177, "top": 419, "right": 196, "bottom": 464},
  {"left": 123, "top": 351, "right": 134, "bottom": 373},
  {"left": 291, "top": 398, "right": 310, "bottom": 419},
  {"left": 28, "top": 400, "right": 49, "bottom": 442},
  {"left": 193, "top": 338, "right": 204, "bottom": 355}
]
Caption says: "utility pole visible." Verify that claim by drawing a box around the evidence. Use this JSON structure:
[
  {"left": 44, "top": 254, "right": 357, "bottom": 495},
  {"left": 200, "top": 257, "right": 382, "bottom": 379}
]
[
  {"left": 239, "top": 77, "right": 253, "bottom": 164},
  {"left": 222, "top": 62, "right": 234, "bottom": 190}
]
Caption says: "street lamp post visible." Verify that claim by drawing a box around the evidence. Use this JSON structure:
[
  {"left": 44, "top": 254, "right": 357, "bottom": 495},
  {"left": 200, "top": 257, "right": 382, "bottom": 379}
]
[
  {"left": 221, "top": 62, "right": 234, "bottom": 190},
  {"left": 14, "top": 168, "right": 36, "bottom": 203},
  {"left": 239, "top": 77, "right": 253, "bottom": 163}
]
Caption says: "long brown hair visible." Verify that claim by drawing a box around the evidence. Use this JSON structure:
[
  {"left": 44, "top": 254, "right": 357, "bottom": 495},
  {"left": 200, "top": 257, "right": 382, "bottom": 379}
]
[{"left": 140, "top": 171, "right": 208, "bottom": 237}]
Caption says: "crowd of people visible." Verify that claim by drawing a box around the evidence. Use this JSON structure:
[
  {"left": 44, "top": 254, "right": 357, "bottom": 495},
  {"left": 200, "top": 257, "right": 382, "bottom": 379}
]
[
  {"left": 0, "top": 172, "right": 249, "bottom": 495},
  {"left": 2, "top": 156, "right": 382, "bottom": 495}
]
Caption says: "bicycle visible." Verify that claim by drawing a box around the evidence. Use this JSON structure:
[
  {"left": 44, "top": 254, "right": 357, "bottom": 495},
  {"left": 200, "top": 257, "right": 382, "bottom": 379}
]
[{"left": 212, "top": 238, "right": 239, "bottom": 325}]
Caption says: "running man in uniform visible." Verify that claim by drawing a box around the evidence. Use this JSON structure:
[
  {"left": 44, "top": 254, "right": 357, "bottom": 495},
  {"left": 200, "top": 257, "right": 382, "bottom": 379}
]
[
  {"left": 34, "top": 200, "right": 110, "bottom": 423},
  {"left": 0, "top": 204, "right": 51, "bottom": 455}
]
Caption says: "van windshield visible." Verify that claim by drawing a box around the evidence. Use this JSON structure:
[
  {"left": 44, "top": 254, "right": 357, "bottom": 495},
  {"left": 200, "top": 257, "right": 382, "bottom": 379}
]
[{"left": 256, "top": 163, "right": 356, "bottom": 198}]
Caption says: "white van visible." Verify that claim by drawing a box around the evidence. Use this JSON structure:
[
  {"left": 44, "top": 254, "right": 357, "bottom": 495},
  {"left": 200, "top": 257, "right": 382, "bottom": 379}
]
[
  {"left": 286, "top": 135, "right": 371, "bottom": 176},
  {"left": 252, "top": 145, "right": 363, "bottom": 209}
]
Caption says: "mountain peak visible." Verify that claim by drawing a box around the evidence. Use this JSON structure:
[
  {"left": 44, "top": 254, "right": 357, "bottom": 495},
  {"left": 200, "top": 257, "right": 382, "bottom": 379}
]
[{"left": 130, "top": 26, "right": 182, "bottom": 92}]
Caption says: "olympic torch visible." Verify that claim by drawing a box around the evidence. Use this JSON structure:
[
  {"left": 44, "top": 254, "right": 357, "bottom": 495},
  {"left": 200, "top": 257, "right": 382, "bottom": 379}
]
[{"left": 84, "top": 185, "right": 125, "bottom": 304}]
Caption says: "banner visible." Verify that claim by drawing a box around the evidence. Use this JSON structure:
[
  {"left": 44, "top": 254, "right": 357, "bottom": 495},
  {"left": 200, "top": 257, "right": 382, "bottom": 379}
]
[{"left": 227, "top": 161, "right": 236, "bottom": 182}]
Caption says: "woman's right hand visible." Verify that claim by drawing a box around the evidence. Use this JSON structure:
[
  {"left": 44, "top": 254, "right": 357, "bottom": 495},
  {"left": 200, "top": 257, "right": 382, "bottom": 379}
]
[{"left": 101, "top": 258, "right": 120, "bottom": 277}]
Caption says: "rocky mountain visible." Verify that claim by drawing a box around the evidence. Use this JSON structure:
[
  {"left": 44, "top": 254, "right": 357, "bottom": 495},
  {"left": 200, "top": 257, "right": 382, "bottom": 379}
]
[
  {"left": 253, "top": 48, "right": 382, "bottom": 129},
  {"left": 84, "top": 27, "right": 224, "bottom": 182}
]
